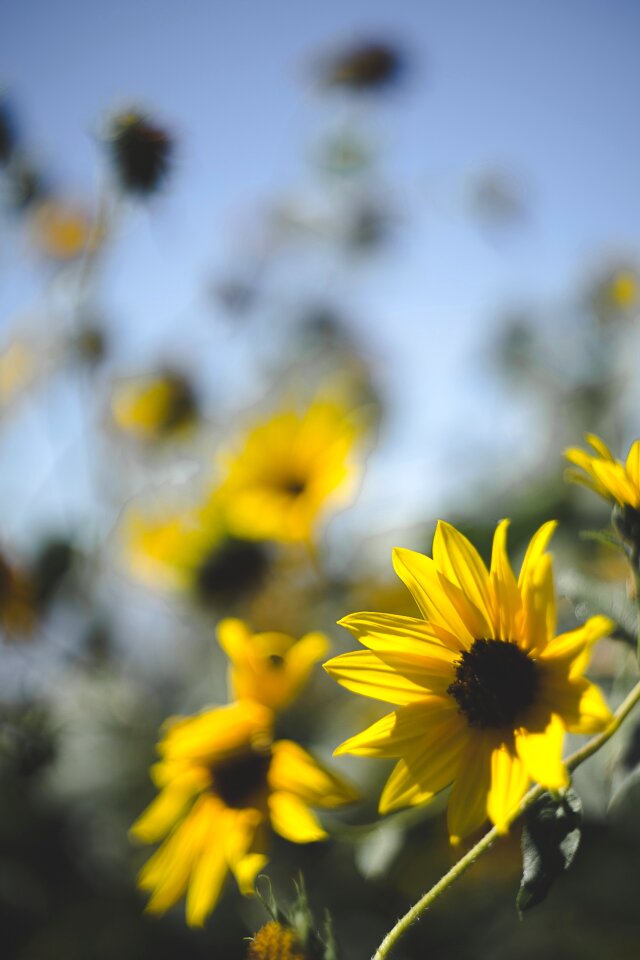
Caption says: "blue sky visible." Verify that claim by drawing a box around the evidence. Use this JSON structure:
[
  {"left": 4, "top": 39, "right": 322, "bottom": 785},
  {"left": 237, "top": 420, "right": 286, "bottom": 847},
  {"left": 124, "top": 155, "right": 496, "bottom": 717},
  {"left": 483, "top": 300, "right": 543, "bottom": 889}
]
[{"left": 2, "top": 0, "right": 640, "bottom": 536}]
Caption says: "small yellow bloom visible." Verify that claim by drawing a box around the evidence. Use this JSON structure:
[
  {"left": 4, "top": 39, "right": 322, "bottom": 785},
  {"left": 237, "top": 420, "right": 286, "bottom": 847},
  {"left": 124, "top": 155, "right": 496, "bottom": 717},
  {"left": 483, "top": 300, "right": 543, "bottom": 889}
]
[
  {"left": 218, "top": 398, "right": 363, "bottom": 544},
  {"left": 217, "top": 618, "right": 328, "bottom": 712},
  {"left": 325, "top": 520, "right": 613, "bottom": 842},
  {"left": 124, "top": 502, "right": 269, "bottom": 607},
  {"left": 131, "top": 701, "right": 356, "bottom": 926},
  {"left": 111, "top": 370, "right": 198, "bottom": 442},
  {"left": 247, "top": 921, "right": 305, "bottom": 960},
  {"left": 28, "top": 198, "right": 98, "bottom": 260},
  {"left": 565, "top": 434, "right": 640, "bottom": 509}
]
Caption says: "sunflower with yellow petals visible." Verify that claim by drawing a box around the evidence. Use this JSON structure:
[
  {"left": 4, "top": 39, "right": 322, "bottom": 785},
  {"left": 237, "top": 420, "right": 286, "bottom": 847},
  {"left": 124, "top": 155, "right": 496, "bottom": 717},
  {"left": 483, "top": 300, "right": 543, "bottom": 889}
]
[
  {"left": 124, "top": 501, "right": 269, "bottom": 607},
  {"left": 111, "top": 370, "right": 198, "bottom": 442},
  {"left": 565, "top": 434, "right": 640, "bottom": 546},
  {"left": 217, "top": 397, "right": 364, "bottom": 544},
  {"left": 217, "top": 618, "right": 329, "bottom": 712},
  {"left": 324, "top": 520, "right": 613, "bottom": 842},
  {"left": 131, "top": 700, "right": 356, "bottom": 926}
]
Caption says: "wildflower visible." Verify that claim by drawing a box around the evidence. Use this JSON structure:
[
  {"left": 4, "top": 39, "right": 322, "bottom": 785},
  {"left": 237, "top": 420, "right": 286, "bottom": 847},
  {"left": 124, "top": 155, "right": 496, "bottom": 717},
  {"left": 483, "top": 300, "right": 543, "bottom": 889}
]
[
  {"left": 131, "top": 701, "right": 356, "bottom": 926},
  {"left": 247, "top": 921, "right": 305, "bottom": 960},
  {"left": 218, "top": 398, "right": 363, "bottom": 544},
  {"left": 325, "top": 520, "right": 612, "bottom": 842},
  {"left": 125, "top": 503, "right": 270, "bottom": 607},
  {"left": 320, "top": 40, "right": 405, "bottom": 91},
  {"left": 565, "top": 434, "right": 640, "bottom": 547},
  {"left": 111, "top": 370, "right": 198, "bottom": 442},
  {"left": 217, "top": 618, "right": 328, "bottom": 712},
  {"left": 104, "top": 109, "right": 173, "bottom": 196},
  {"left": 28, "top": 197, "right": 98, "bottom": 261}
]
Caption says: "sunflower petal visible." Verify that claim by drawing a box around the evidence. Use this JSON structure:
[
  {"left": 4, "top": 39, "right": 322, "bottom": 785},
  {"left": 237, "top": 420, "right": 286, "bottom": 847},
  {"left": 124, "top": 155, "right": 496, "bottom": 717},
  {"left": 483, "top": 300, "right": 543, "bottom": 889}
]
[
  {"left": 185, "top": 808, "right": 229, "bottom": 927},
  {"left": 447, "top": 733, "right": 493, "bottom": 844},
  {"left": 520, "top": 553, "right": 555, "bottom": 653},
  {"left": 540, "top": 615, "right": 613, "bottom": 675},
  {"left": 269, "top": 791, "right": 327, "bottom": 842},
  {"left": 392, "top": 548, "right": 474, "bottom": 648},
  {"left": 625, "top": 439, "right": 640, "bottom": 488},
  {"left": 323, "top": 649, "right": 435, "bottom": 705},
  {"left": 490, "top": 520, "right": 520, "bottom": 641},
  {"left": 269, "top": 740, "right": 357, "bottom": 805},
  {"left": 487, "top": 743, "right": 529, "bottom": 833},
  {"left": 586, "top": 434, "right": 615, "bottom": 460},
  {"left": 130, "top": 768, "right": 209, "bottom": 843},
  {"left": 432, "top": 521, "right": 494, "bottom": 635},
  {"left": 541, "top": 673, "right": 613, "bottom": 733},
  {"left": 515, "top": 714, "right": 568, "bottom": 790},
  {"left": 518, "top": 521, "right": 557, "bottom": 589},
  {"left": 378, "top": 719, "right": 468, "bottom": 814},
  {"left": 335, "top": 697, "right": 463, "bottom": 758}
]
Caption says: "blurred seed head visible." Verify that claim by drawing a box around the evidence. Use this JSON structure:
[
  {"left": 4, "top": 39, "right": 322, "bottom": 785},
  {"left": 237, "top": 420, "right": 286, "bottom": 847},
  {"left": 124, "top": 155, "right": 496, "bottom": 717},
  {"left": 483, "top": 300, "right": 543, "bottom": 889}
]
[
  {"left": 0, "top": 96, "right": 17, "bottom": 165},
  {"left": 69, "top": 322, "right": 109, "bottom": 368},
  {"left": 320, "top": 39, "right": 406, "bottom": 92},
  {"left": 194, "top": 536, "right": 271, "bottom": 608},
  {"left": 30, "top": 537, "right": 75, "bottom": 613},
  {"left": 104, "top": 109, "right": 173, "bottom": 196}
]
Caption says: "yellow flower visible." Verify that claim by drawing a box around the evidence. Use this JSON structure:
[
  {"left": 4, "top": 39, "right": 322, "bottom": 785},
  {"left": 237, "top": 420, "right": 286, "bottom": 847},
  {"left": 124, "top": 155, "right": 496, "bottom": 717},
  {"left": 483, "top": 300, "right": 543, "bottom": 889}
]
[
  {"left": 111, "top": 370, "right": 198, "bottom": 442},
  {"left": 247, "top": 921, "right": 305, "bottom": 960},
  {"left": 217, "top": 618, "right": 329, "bottom": 712},
  {"left": 218, "top": 398, "right": 363, "bottom": 544},
  {"left": 28, "top": 198, "right": 98, "bottom": 260},
  {"left": 565, "top": 434, "right": 640, "bottom": 509},
  {"left": 324, "top": 520, "right": 613, "bottom": 843},
  {"left": 124, "top": 502, "right": 269, "bottom": 607},
  {"left": 131, "top": 700, "right": 356, "bottom": 926}
]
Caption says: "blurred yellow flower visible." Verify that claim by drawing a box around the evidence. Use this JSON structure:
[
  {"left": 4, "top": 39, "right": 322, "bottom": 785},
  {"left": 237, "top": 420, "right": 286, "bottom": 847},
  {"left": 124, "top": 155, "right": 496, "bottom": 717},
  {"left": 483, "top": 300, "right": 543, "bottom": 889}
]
[
  {"left": 217, "top": 618, "right": 328, "bottom": 712},
  {"left": 565, "top": 434, "right": 640, "bottom": 509},
  {"left": 124, "top": 503, "right": 269, "bottom": 607},
  {"left": 28, "top": 198, "right": 98, "bottom": 260},
  {"left": 131, "top": 700, "right": 356, "bottom": 926},
  {"left": 111, "top": 370, "right": 198, "bottom": 442},
  {"left": 0, "top": 339, "right": 39, "bottom": 411},
  {"left": 218, "top": 398, "right": 364, "bottom": 544},
  {"left": 325, "top": 520, "right": 612, "bottom": 843},
  {"left": 609, "top": 270, "right": 638, "bottom": 310},
  {"left": 247, "top": 921, "right": 305, "bottom": 960}
]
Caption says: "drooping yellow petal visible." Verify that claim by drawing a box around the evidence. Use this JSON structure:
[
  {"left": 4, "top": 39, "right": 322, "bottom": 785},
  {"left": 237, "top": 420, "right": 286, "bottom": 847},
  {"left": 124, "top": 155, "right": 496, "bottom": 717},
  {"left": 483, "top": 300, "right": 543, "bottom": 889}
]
[
  {"left": 540, "top": 673, "right": 613, "bottom": 734},
  {"left": 432, "top": 521, "right": 495, "bottom": 635},
  {"left": 269, "top": 791, "right": 327, "bottom": 842},
  {"left": 339, "top": 611, "right": 453, "bottom": 648},
  {"left": 269, "top": 739, "right": 358, "bottom": 805},
  {"left": 591, "top": 460, "right": 639, "bottom": 507},
  {"left": 323, "top": 649, "right": 437, "bottom": 705},
  {"left": 486, "top": 743, "right": 530, "bottom": 833},
  {"left": 378, "top": 718, "right": 468, "bottom": 814},
  {"left": 392, "top": 547, "right": 474, "bottom": 648},
  {"left": 540, "top": 615, "right": 613, "bottom": 675},
  {"left": 335, "top": 697, "right": 463, "bottom": 759},
  {"left": 225, "top": 808, "right": 266, "bottom": 894},
  {"left": 515, "top": 714, "right": 568, "bottom": 790},
  {"left": 447, "top": 733, "right": 493, "bottom": 844},
  {"left": 185, "top": 802, "right": 230, "bottom": 927},
  {"left": 490, "top": 520, "right": 520, "bottom": 641}
]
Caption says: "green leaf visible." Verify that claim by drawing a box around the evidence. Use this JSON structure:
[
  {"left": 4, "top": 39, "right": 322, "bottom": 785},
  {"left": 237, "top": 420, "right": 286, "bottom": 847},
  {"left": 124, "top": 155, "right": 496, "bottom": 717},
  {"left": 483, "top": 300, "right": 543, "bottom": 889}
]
[{"left": 516, "top": 788, "right": 582, "bottom": 915}]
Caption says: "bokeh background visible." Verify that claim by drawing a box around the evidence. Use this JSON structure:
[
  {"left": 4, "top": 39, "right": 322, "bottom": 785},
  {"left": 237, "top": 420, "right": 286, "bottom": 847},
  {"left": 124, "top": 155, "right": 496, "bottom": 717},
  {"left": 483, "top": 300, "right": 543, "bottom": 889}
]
[{"left": 2, "top": 2, "right": 640, "bottom": 958}]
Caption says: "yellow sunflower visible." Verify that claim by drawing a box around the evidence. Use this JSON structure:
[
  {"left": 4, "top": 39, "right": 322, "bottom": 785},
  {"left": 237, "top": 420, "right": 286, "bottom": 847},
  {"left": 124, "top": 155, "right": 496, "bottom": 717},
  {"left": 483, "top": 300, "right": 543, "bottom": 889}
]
[
  {"left": 131, "top": 700, "right": 356, "bottom": 926},
  {"left": 324, "top": 520, "right": 613, "bottom": 842},
  {"left": 111, "top": 370, "right": 198, "bottom": 442},
  {"left": 124, "top": 500, "right": 269, "bottom": 607},
  {"left": 217, "top": 398, "right": 363, "bottom": 544},
  {"left": 217, "top": 618, "right": 328, "bottom": 712},
  {"left": 565, "top": 434, "right": 640, "bottom": 509}
]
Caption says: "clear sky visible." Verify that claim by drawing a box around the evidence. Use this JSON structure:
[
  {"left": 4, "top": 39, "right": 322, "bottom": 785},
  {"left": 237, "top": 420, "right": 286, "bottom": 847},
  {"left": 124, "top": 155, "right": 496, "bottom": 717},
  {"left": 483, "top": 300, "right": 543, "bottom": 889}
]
[{"left": 2, "top": 0, "right": 640, "bottom": 536}]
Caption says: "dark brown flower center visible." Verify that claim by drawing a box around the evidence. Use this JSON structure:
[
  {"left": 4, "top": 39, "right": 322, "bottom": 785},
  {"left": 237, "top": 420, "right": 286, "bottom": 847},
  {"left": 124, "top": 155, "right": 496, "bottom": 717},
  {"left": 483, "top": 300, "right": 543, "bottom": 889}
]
[
  {"left": 447, "top": 638, "right": 538, "bottom": 729},
  {"left": 194, "top": 536, "right": 270, "bottom": 606},
  {"left": 282, "top": 478, "right": 307, "bottom": 497},
  {"left": 211, "top": 749, "right": 271, "bottom": 809}
]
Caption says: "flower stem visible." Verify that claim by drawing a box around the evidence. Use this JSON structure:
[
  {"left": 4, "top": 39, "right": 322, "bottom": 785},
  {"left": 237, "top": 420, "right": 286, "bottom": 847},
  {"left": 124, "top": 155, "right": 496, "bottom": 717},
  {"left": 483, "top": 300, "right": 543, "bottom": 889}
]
[{"left": 371, "top": 678, "right": 640, "bottom": 960}]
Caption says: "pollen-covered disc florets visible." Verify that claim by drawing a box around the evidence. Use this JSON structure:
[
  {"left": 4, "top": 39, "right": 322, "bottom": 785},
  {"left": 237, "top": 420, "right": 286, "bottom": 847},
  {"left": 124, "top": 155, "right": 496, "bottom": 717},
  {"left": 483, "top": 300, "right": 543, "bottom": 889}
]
[
  {"left": 247, "top": 921, "right": 305, "bottom": 960},
  {"left": 447, "top": 639, "right": 538, "bottom": 728}
]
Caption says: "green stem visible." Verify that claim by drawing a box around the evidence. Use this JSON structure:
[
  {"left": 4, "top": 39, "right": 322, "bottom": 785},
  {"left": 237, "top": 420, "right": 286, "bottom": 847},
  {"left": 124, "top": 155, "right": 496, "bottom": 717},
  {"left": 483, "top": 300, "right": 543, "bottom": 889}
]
[{"left": 372, "top": 678, "right": 640, "bottom": 960}]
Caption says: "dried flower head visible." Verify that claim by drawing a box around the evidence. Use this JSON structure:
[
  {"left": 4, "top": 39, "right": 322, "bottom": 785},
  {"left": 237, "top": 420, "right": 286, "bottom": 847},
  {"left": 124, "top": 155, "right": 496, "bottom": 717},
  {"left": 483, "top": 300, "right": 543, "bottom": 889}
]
[{"left": 105, "top": 109, "right": 173, "bottom": 195}]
